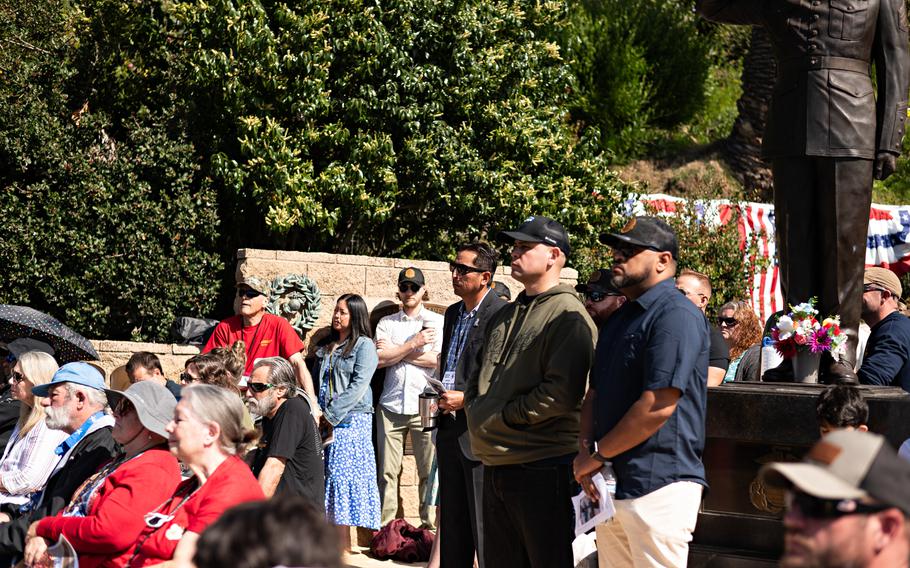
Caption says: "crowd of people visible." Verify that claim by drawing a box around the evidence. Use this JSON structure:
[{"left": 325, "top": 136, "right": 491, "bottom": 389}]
[{"left": 1, "top": 212, "right": 910, "bottom": 568}]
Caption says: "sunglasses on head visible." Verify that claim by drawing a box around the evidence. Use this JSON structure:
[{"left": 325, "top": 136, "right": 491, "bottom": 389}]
[
  {"left": 9, "top": 371, "right": 26, "bottom": 384},
  {"left": 449, "top": 262, "right": 486, "bottom": 277},
  {"left": 717, "top": 316, "right": 738, "bottom": 327},
  {"left": 247, "top": 382, "right": 274, "bottom": 393},
  {"left": 179, "top": 372, "right": 198, "bottom": 385},
  {"left": 398, "top": 283, "right": 421, "bottom": 294},
  {"left": 786, "top": 490, "right": 892, "bottom": 519},
  {"left": 237, "top": 288, "right": 263, "bottom": 299}
]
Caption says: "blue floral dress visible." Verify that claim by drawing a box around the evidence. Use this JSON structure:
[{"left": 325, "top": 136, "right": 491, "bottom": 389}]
[{"left": 319, "top": 349, "right": 382, "bottom": 529}]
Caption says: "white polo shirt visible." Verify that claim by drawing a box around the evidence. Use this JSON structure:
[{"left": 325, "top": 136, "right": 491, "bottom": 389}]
[{"left": 375, "top": 305, "right": 444, "bottom": 415}]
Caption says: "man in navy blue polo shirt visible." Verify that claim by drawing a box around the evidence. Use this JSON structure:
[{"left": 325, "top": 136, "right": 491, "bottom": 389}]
[{"left": 573, "top": 216, "right": 709, "bottom": 568}]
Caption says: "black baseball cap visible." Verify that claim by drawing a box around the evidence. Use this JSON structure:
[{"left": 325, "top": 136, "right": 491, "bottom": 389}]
[
  {"left": 575, "top": 268, "right": 621, "bottom": 295},
  {"left": 498, "top": 215, "right": 571, "bottom": 256},
  {"left": 398, "top": 267, "right": 425, "bottom": 287},
  {"left": 600, "top": 216, "right": 678, "bottom": 260}
]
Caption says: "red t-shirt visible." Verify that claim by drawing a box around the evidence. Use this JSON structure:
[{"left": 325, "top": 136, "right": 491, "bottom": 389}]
[
  {"left": 202, "top": 314, "right": 304, "bottom": 375},
  {"left": 36, "top": 448, "right": 181, "bottom": 568},
  {"left": 128, "top": 456, "right": 265, "bottom": 567}
]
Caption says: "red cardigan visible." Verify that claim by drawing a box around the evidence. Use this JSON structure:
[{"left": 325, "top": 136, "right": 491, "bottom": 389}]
[{"left": 36, "top": 447, "right": 181, "bottom": 568}]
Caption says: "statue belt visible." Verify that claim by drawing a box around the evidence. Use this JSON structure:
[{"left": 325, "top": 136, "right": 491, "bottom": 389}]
[{"left": 778, "top": 55, "right": 870, "bottom": 74}]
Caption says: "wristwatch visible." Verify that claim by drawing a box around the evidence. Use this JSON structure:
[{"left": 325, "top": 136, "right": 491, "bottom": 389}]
[{"left": 590, "top": 450, "right": 609, "bottom": 463}]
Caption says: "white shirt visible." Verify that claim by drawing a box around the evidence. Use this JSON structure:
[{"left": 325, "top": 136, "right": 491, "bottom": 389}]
[
  {"left": 0, "top": 420, "right": 68, "bottom": 505},
  {"left": 376, "top": 305, "right": 444, "bottom": 415}
]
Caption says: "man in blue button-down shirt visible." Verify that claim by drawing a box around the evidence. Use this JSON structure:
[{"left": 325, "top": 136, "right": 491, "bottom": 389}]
[{"left": 574, "top": 217, "right": 709, "bottom": 568}]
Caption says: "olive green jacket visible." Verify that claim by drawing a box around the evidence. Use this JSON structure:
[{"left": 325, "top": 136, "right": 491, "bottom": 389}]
[{"left": 464, "top": 284, "right": 597, "bottom": 466}]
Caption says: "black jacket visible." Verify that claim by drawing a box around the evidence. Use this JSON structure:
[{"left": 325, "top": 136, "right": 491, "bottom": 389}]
[
  {"left": 436, "top": 290, "right": 507, "bottom": 459},
  {"left": 697, "top": 0, "right": 910, "bottom": 159},
  {"left": 0, "top": 386, "right": 21, "bottom": 453},
  {"left": 0, "top": 424, "right": 118, "bottom": 558}
]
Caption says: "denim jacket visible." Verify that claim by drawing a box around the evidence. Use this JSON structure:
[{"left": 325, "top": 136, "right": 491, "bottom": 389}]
[{"left": 315, "top": 336, "right": 379, "bottom": 426}]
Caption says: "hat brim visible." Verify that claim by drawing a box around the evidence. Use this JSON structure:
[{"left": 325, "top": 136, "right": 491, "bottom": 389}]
[
  {"left": 759, "top": 462, "right": 868, "bottom": 501},
  {"left": 398, "top": 279, "right": 424, "bottom": 287},
  {"left": 236, "top": 283, "right": 266, "bottom": 296},
  {"left": 104, "top": 388, "right": 174, "bottom": 440},
  {"left": 30, "top": 383, "right": 52, "bottom": 398},
  {"left": 599, "top": 232, "right": 649, "bottom": 248}
]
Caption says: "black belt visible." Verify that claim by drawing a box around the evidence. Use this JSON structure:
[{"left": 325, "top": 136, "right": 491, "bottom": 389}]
[{"left": 779, "top": 55, "right": 870, "bottom": 74}]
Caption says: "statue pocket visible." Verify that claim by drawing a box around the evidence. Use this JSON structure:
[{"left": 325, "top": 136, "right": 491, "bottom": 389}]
[
  {"left": 828, "top": 0, "right": 869, "bottom": 41},
  {"left": 827, "top": 71, "right": 875, "bottom": 150}
]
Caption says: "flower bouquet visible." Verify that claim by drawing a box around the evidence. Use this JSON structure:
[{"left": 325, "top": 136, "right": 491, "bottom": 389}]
[{"left": 771, "top": 299, "right": 848, "bottom": 360}]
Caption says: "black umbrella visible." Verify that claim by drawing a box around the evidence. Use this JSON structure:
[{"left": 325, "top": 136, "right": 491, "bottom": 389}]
[{"left": 0, "top": 305, "right": 99, "bottom": 363}]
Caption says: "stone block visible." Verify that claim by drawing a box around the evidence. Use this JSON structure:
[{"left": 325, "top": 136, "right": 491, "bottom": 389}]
[
  {"left": 171, "top": 344, "right": 202, "bottom": 355},
  {"left": 236, "top": 248, "right": 277, "bottom": 260},
  {"left": 400, "top": 455, "right": 418, "bottom": 487},
  {"left": 96, "top": 340, "right": 167, "bottom": 354},
  {"left": 364, "top": 267, "right": 403, "bottom": 298},
  {"left": 400, "top": 483, "right": 421, "bottom": 519},
  {"left": 392, "top": 258, "right": 449, "bottom": 271},
  {"left": 236, "top": 259, "right": 306, "bottom": 284},
  {"left": 276, "top": 251, "right": 337, "bottom": 264},
  {"left": 306, "top": 263, "right": 367, "bottom": 297},
  {"left": 337, "top": 254, "right": 396, "bottom": 267}
]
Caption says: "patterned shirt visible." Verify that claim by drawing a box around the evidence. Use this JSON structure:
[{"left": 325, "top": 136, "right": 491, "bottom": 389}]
[{"left": 442, "top": 290, "right": 490, "bottom": 390}]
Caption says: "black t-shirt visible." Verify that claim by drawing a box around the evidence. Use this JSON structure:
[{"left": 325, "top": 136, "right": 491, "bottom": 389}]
[
  {"left": 250, "top": 396, "right": 324, "bottom": 507},
  {"left": 708, "top": 325, "right": 730, "bottom": 370}
]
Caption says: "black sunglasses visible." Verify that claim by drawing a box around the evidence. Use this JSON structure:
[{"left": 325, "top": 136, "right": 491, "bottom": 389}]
[
  {"left": 247, "top": 382, "right": 274, "bottom": 393},
  {"left": 398, "top": 283, "right": 421, "bottom": 294},
  {"left": 448, "top": 262, "right": 486, "bottom": 277},
  {"left": 717, "top": 316, "right": 738, "bottom": 327},
  {"left": 585, "top": 291, "right": 621, "bottom": 303},
  {"left": 787, "top": 491, "right": 892, "bottom": 519},
  {"left": 179, "top": 372, "right": 198, "bottom": 385},
  {"left": 237, "top": 288, "right": 263, "bottom": 299},
  {"left": 863, "top": 285, "right": 889, "bottom": 294},
  {"left": 9, "top": 371, "right": 26, "bottom": 384}
]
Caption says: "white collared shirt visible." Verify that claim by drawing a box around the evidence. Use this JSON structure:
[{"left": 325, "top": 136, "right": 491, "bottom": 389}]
[{"left": 376, "top": 305, "right": 444, "bottom": 415}]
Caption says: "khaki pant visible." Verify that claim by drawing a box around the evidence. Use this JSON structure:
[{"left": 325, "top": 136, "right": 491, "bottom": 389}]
[
  {"left": 596, "top": 481, "right": 703, "bottom": 568},
  {"left": 376, "top": 407, "right": 436, "bottom": 527}
]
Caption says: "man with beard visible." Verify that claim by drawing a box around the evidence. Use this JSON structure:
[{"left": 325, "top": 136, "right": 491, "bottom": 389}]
[
  {"left": 574, "top": 216, "right": 709, "bottom": 567},
  {"left": 465, "top": 215, "right": 596, "bottom": 567},
  {"left": 857, "top": 267, "right": 910, "bottom": 392},
  {"left": 246, "top": 357, "right": 323, "bottom": 506},
  {"left": 375, "top": 267, "right": 443, "bottom": 529},
  {"left": 436, "top": 242, "right": 506, "bottom": 567},
  {"left": 760, "top": 429, "right": 910, "bottom": 568},
  {"left": 0, "top": 362, "right": 117, "bottom": 561},
  {"left": 576, "top": 268, "right": 626, "bottom": 328}
]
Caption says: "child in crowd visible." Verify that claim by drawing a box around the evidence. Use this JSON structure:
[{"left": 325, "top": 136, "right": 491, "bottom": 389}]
[{"left": 815, "top": 384, "right": 869, "bottom": 436}]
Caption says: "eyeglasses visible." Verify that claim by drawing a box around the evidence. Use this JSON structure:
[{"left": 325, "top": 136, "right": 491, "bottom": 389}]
[
  {"left": 179, "top": 372, "right": 198, "bottom": 385},
  {"left": 677, "top": 287, "right": 708, "bottom": 302},
  {"left": 144, "top": 511, "right": 175, "bottom": 528},
  {"left": 9, "top": 371, "right": 26, "bottom": 384},
  {"left": 247, "top": 382, "right": 274, "bottom": 393},
  {"left": 398, "top": 283, "right": 421, "bottom": 294},
  {"left": 585, "top": 291, "right": 622, "bottom": 303},
  {"left": 449, "top": 262, "right": 486, "bottom": 277},
  {"left": 114, "top": 399, "right": 135, "bottom": 417},
  {"left": 786, "top": 490, "right": 892, "bottom": 519},
  {"left": 863, "top": 285, "right": 889, "bottom": 295},
  {"left": 717, "top": 316, "right": 738, "bottom": 327},
  {"left": 237, "top": 288, "right": 263, "bottom": 299}
]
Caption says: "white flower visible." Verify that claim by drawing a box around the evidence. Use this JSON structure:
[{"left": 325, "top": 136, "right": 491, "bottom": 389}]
[
  {"left": 793, "top": 302, "right": 818, "bottom": 317},
  {"left": 777, "top": 315, "right": 795, "bottom": 340}
]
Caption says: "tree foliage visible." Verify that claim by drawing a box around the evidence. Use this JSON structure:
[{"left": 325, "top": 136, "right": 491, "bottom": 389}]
[{"left": 0, "top": 0, "right": 223, "bottom": 341}]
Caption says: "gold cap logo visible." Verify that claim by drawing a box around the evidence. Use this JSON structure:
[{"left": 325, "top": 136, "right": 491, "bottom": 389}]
[{"left": 405, "top": 268, "right": 416, "bottom": 278}]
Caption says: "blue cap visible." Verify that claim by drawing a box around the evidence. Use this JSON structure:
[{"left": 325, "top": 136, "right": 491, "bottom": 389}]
[{"left": 32, "top": 362, "right": 106, "bottom": 398}]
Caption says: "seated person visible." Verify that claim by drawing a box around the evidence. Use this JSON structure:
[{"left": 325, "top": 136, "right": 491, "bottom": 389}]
[
  {"left": 127, "top": 384, "right": 264, "bottom": 567},
  {"left": 858, "top": 267, "right": 910, "bottom": 392},
  {"left": 816, "top": 384, "right": 869, "bottom": 436},
  {"left": 0, "top": 363, "right": 118, "bottom": 563},
  {"left": 23, "top": 381, "right": 181, "bottom": 568}
]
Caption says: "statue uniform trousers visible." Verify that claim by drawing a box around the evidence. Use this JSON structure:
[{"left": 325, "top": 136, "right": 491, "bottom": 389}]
[{"left": 697, "top": 0, "right": 910, "bottom": 369}]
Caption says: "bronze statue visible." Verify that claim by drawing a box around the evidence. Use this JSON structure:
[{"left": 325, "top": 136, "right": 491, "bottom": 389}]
[{"left": 697, "top": 0, "right": 910, "bottom": 381}]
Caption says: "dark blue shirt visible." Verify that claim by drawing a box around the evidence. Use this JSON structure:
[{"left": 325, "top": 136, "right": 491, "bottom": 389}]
[
  {"left": 858, "top": 311, "right": 910, "bottom": 392},
  {"left": 592, "top": 278, "right": 709, "bottom": 499}
]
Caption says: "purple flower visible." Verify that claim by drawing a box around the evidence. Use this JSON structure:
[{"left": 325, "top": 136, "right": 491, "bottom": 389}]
[{"left": 809, "top": 329, "right": 834, "bottom": 353}]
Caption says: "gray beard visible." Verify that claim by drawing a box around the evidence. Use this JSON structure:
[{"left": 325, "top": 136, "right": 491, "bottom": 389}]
[
  {"left": 247, "top": 394, "right": 276, "bottom": 418},
  {"left": 45, "top": 406, "right": 71, "bottom": 430}
]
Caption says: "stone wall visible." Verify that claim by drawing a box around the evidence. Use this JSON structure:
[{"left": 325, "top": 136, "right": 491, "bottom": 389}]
[{"left": 90, "top": 340, "right": 200, "bottom": 390}]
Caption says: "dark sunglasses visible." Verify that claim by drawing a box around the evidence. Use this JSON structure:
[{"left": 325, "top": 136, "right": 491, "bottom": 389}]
[
  {"left": 179, "top": 372, "right": 198, "bottom": 385},
  {"left": 114, "top": 399, "right": 135, "bottom": 417},
  {"left": 585, "top": 291, "right": 621, "bottom": 303},
  {"left": 9, "top": 371, "right": 26, "bottom": 384},
  {"left": 786, "top": 491, "right": 892, "bottom": 519},
  {"left": 717, "top": 316, "right": 738, "bottom": 327},
  {"left": 449, "top": 262, "right": 486, "bottom": 277},
  {"left": 398, "top": 283, "right": 421, "bottom": 294},
  {"left": 863, "top": 285, "right": 889, "bottom": 294},
  {"left": 247, "top": 382, "right": 274, "bottom": 393},
  {"left": 237, "top": 288, "right": 264, "bottom": 299}
]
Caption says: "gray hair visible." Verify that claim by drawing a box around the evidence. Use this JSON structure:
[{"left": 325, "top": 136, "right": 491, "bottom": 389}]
[
  {"left": 65, "top": 383, "right": 108, "bottom": 410},
  {"left": 251, "top": 357, "right": 297, "bottom": 399},
  {"left": 180, "top": 384, "right": 254, "bottom": 456}
]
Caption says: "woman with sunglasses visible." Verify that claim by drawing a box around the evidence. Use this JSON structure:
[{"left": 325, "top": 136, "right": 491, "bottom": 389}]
[
  {"left": 718, "top": 300, "right": 763, "bottom": 382},
  {"left": 180, "top": 353, "right": 255, "bottom": 433},
  {"left": 314, "top": 294, "right": 381, "bottom": 551},
  {"left": 0, "top": 351, "right": 67, "bottom": 507},
  {"left": 126, "top": 384, "right": 264, "bottom": 567},
  {"left": 23, "top": 381, "right": 182, "bottom": 568}
]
